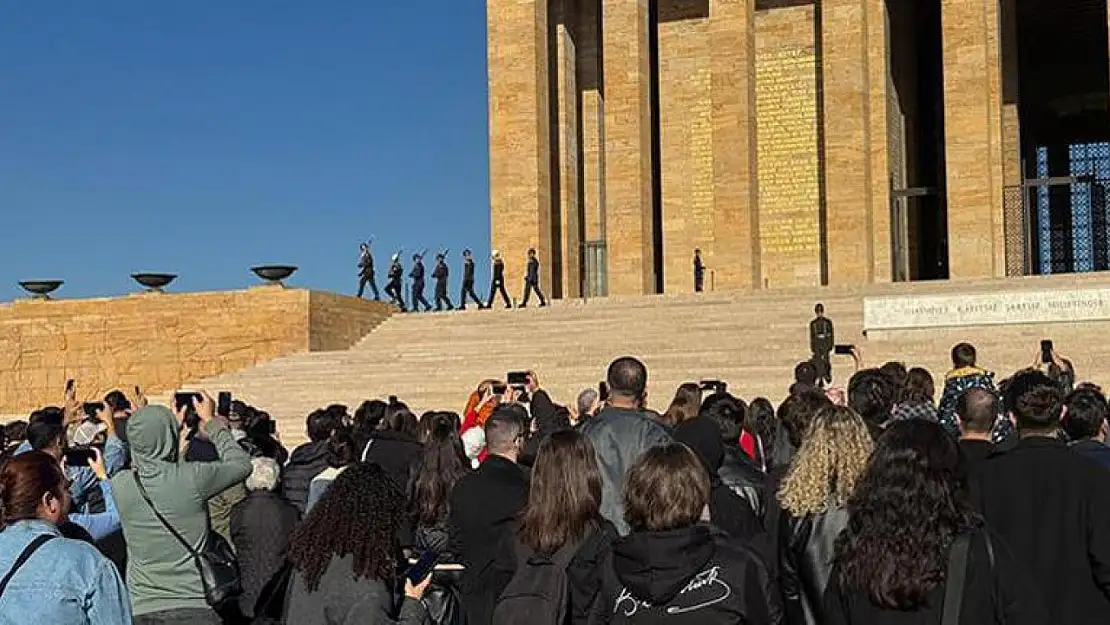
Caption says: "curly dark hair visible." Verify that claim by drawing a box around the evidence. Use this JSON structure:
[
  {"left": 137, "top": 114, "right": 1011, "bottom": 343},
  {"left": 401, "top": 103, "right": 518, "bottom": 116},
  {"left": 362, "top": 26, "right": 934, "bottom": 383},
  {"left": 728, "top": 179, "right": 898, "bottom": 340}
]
[
  {"left": 287, "top": 462, "right": 405, "bottom": 592},
  {"left": 833, "top": 419, "right": 981, "bottom": 610},
  {"left": 408, "top": 413, "right": 470, "bottom": 527}
]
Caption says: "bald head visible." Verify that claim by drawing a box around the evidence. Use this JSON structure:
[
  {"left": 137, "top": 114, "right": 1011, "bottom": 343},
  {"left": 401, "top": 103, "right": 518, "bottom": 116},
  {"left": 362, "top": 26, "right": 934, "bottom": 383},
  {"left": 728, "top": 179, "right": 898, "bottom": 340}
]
[{"left": 957, "top": 388, "right": 998, "bottom": 435}]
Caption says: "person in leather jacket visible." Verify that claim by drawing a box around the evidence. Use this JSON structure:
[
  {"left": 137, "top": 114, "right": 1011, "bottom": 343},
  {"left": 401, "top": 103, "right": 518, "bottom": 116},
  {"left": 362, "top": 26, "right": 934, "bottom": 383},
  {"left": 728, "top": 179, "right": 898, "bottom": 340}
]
[
  {"left": 700, "top": 392, "right": 765, "bottom": 518},
  {"left": 776, "top": 405, "right": 873, "bottom": 625}
]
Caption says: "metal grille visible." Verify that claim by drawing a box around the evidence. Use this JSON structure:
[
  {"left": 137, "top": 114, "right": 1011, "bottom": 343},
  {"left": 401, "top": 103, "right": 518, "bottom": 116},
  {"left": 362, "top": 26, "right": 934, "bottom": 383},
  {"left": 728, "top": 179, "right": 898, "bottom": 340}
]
[
  {"left": 1003, "top": 185, "right": 1026, "bottom": 276},
  {"left": 583, "top": 240, "right": 608, "bottom": 297}
]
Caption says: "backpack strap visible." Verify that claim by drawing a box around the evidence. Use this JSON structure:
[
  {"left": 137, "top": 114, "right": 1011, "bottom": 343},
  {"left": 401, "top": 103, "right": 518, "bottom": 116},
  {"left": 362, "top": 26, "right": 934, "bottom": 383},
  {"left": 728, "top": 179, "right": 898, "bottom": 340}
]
[
  {"left": 0, "top": 534, "right": 54, "bottom": 598},
  {"left": 941, "top": 534, "right": 972, "bottom": 625}
]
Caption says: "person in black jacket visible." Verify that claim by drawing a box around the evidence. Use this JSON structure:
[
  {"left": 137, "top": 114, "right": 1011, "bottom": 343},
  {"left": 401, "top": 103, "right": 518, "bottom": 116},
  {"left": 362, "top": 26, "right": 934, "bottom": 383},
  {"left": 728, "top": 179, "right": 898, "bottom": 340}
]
[
  {"left": 459, "top": 249, "right": 485, "bottom": 310},
  {"left": 518, "top": 372, "right": 572, "bottom": 468},
  {"left": 808, "top": 304, "right": 834, "bottom": 386},
  {"left": 231, "top": 457, "right": 300, "bottom": 620},
  {"left": 410, "top": 253, "right": 433, "bottom": 312},
  {"left": 972, "top": 369, "right": 1110, "bottom": 625},
  {"left": 956, "top": 388, "right": 998, "bottom": 475},
  {"left": 673, "top": 416, "right": 762, "bottom": 543},
  {"left": 386, "top": 254, "right": 407, "bottom": 311},
  {"left": 361, "top": 401, "right": 423, "bottom": 494},
  {"left": 700, "top": 392, "right": 765, "bottom": 518},
  {"left": 357, "top": 242, "right": 380, "bottom": 300},
  {"left": 450, "top": 408, "right": 529, "bottom": 625},
  {"left": 282, "top": 408, "right": 343, "bottom": 515},
  {"left": 520, "top": 248, "right": 547, "bottom": 308},
  {"left": 827, "top": 419, "right": 1043, "bottom": 625},
  {"left": 777, "top": 405, "right": 873, "bottom": 625},
  {"left": 487, "top": 251, "right": 512, "bottom": 309},
  {"left": 1063, "top": 387, "right": 1110, "bottom": 470},
  {"left": 432, "top": 253, "right": 455, "bottom": 312},
  {"left": 605, "top": 443, "right": 782, "bottom": 624}
]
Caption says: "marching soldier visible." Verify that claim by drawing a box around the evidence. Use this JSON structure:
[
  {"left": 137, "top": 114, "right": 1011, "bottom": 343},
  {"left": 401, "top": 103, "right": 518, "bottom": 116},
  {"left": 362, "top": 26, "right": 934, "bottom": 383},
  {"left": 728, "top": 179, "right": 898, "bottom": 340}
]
[
  {"left": 410, "top": 252, "right": 433, "bottom": 312},
  {"left": 520, "top": 248, "right": 547, "bottom": 308},
  {"left": 459, "top": 249, "right": 485, "bottom": 310},
  {"left": 433, "top": 253, "right": 455, "bottom": 311},
  {"left": 487, "top": 250, "right": 512, "bottom": 309},
  {"left": 386, "top": 254, "right": 407, "bottom": 312},
  {"left": 356, "top": 242, "right": 380, "bottom": 300}
]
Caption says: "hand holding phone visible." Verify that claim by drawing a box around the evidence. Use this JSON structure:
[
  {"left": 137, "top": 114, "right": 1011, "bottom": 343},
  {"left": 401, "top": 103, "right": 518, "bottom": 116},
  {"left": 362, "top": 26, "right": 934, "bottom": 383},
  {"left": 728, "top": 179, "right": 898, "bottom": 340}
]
[
  {"left": 64, "top": 447, "right": 98, "bottom": 468},
  {"left": 1041, "top": 340, "right": 1054, "bottom": 364},
  {"left": 834, "top": 344, "right": 855, "bottom": 356},
  {"left": 405, "top": 550, "right": 439, "bottom": 586},
  {"left": 217, "top": 392, "right": 232, "bottom": 419}
]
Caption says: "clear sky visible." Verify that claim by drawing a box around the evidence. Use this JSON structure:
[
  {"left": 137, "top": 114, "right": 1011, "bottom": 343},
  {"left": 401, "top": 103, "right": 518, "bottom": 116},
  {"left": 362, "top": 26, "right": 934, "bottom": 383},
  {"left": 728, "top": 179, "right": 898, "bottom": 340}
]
[{"left": 0, "top": 1, "right": 491, "bottom": 301}]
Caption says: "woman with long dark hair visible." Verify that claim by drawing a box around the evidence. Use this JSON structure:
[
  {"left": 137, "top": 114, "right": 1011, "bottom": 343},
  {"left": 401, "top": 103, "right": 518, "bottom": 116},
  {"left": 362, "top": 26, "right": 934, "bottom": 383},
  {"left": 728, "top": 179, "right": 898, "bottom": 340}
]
[
  {"left": 408, "top": 412, "right": 470, "bottom": 555},
  {"left": 826, "top": 420, "right": 1041, "bottom": 624},
  {"left": 660, "top": 383, "right": 702, "bottom": 428},
  {"left": 286, "top": 462, "right": 432, "bottom": 624}
]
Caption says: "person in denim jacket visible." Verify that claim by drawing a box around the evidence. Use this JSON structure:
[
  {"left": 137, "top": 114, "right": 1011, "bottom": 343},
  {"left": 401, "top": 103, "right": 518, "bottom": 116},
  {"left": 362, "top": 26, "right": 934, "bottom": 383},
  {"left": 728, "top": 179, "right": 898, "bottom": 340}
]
[{"left": 0, "top": 451, "right": 131, "bottom": 624}]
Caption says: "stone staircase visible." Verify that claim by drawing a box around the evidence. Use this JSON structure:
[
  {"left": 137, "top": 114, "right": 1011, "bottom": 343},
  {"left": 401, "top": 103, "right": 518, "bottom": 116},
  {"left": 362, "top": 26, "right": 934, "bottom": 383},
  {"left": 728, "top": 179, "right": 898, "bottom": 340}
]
[{"left": 170, "top": 272, "right": 1110, "bottom": 445}]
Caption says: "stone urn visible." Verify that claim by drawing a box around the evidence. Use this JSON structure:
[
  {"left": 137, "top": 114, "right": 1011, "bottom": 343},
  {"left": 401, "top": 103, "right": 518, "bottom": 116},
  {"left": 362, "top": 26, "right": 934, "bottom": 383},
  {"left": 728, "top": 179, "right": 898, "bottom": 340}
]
[{"left": 18, "top": 280, "right": 64, "bottom": 300}]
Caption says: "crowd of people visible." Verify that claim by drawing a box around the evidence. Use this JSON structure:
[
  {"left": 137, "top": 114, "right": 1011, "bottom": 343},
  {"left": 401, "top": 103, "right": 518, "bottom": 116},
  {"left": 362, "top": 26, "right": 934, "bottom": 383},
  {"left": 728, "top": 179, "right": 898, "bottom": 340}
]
[{"left": 0, "top": 342, "right": 1108, "bottom": 625}]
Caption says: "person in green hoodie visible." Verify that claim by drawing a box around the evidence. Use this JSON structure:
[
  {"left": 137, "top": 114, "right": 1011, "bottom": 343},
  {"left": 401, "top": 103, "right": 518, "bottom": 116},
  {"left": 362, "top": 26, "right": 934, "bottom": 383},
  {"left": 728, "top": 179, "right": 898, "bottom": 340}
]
[{"left": 111, "top": 392, "right": 253, "bottom": 625}]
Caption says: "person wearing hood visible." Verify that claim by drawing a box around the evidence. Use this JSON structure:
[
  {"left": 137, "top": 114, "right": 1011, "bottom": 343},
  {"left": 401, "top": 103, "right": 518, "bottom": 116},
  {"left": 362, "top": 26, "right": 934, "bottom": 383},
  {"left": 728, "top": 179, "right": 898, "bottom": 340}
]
[
  {"left": 283, "top": 408, "right": 344, "bottom": 515},
  {"left": 604, "top": 443, "right": 782, "bottom": 625},
  {"left": 111, "top": 393, "right": 252, "bottom": 624}
]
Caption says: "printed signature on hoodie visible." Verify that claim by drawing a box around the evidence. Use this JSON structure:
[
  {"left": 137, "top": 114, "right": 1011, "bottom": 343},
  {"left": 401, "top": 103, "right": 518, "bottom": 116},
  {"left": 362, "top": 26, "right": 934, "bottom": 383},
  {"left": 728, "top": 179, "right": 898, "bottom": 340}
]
[{"left": 614, "top": 566, "right": 732, "bottom": 617}]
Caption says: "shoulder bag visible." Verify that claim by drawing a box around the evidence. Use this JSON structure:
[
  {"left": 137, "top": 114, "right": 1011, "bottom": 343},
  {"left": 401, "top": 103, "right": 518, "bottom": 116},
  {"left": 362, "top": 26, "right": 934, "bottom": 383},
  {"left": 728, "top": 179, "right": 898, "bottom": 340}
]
[
  {"left": 0, "top": 534, "right": 54, "bottom": 598},
  {"left": 941, "top": 533, "right": 972, "bottom": 625},
  {"left": 133, "top": 474, "right": 241, "bottom": 609}
]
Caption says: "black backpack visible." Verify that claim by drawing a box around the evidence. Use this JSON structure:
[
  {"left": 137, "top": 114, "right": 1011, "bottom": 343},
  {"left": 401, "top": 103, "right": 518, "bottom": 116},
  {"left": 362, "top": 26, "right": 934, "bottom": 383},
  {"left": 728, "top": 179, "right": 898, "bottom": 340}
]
[{"left": 492, "top": 537, "right": 580, "bottom": 625}]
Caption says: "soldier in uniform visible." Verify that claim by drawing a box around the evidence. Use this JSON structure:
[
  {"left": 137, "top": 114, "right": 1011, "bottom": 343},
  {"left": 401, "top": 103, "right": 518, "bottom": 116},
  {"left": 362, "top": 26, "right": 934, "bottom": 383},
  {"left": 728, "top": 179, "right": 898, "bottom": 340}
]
[
  {"left": 432, "top": 252, "right": 454, "bottom": 312},
  {"left": 356, "top": 242, "right": 380, "bottom": 300},
  {"left": 459, "top": 249, "right": 485, "bottom": 310},
  {"left": 694, "top": 249, "right": 705, "bottom": 293},
  {"left": 809, "top": 303, "right": 835, "bottom": 386},
  {"left": 487, "top": 250, "right": 512, "bottom": 309},
  {"left": 386, "top": 254, "right": 407, "bottom": 312},
  {"left": 410, "top": 252, "right": 433, "bottom": 312},
  {"left": 520, "top": 248, "right": 547, "bottom": 308}
]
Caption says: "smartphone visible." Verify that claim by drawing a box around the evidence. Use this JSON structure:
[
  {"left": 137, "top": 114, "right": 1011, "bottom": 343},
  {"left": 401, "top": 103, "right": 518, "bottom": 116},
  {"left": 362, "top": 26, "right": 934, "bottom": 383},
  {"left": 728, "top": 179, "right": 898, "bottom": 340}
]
[
  {"left": 174, "top": 392, "right": 202, "bottom": 412},
  {"left": 82, "top": 402, "right": 106, "bottom": 419},
  {"left": 1041, "top": 339, "right": 1054, "bottom": 364},
  {"left": 265, "top": 419, "right": 277, "bottom": 434},
  {"left": 506, "top": 371, "right": 530, "bottom": 387},
  {"left": 64, "top": 448, "right": 97, "bottom": 467},
  {"left": 492, "top": 384, "right": 508, "bottom": 396},
  {"left": 217, "top": 392, "right": 232, "bottom": 418},
  {"left": 834, "top": 344, "right": 855, "bottom": 355},
  {"left": 65, "top": 379, "right": 75, "bottom": 393},
  {"left": 134, "top": 385, "right": 142, "bottom": 397},
  {"left": 598, "top": 381, "right": 609, "bottom": 402},
  {"left": 699, "top": 380, "right": 727, "bottom": 394},
  {"left": 405, "top": 550, "right": 439, "bottom": 585}
]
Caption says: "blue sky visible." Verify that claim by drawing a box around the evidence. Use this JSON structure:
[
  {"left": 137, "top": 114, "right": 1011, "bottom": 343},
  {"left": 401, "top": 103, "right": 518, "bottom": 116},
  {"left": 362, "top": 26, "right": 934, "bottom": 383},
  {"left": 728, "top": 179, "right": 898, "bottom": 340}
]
[{"left": 0, "top": 2, "right": 491, "bottom": 301}]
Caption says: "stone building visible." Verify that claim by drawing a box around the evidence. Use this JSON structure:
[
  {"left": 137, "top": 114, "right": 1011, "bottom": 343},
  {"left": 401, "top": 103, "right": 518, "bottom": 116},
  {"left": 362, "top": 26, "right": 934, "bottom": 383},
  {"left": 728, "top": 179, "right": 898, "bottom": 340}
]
[{"left": 487, "top": 0, "right": 1110, "bottom": 298}]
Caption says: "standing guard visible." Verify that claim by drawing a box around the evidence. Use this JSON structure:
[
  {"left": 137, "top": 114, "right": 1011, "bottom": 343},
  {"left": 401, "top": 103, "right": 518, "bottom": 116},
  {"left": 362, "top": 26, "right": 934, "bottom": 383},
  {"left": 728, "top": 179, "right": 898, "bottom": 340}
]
[
  {"left": 356, "top": 242, "right": 380, "bottom": 300},
  {"left": 459, "top": 249, "right": 485, "bottom": 310},
  {"left": 809, "top": 303, "right": 835, "bottom": 386},
  {"left": 410, "top": 252, "right": 433, "bottom": 312},
  {"left": 520, "top": 248, "right": 547, "bottom": 308},
  {"left": 433, "top": 252, "right": 455, "bottom": 312}
]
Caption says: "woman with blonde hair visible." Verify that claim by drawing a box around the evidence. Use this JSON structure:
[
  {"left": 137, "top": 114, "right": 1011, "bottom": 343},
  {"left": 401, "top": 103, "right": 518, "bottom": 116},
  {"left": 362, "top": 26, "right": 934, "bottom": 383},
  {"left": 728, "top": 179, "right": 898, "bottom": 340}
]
[{"left": 776, "top": 404, "right": 872, "bottom": 625}]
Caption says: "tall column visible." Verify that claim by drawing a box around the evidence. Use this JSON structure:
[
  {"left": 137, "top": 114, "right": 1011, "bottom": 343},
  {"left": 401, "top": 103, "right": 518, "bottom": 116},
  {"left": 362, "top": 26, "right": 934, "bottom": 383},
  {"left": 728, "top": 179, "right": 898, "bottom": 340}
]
[
  {"left": 556, "top": 0, "right": 581, "bottom": 298},
  {"left": 488, "top": 0, "right": 552, "bottom": 301},
  {"left": 941, "top": 0, "right": 1005, "bottom": 279},
  {"left": 821, "top": 0, "right": 875, "bottom": 284},
  {"left": 866, "top": 0, "right": 891, "bottom": 281},
  {"left": 579, "top": 0, "right": 604, "bottom": 245},
  {"left": 710, "top": 0, "right": 760, "bottom": 290},
  {"left": 603, "top": 0, "right": 656, "bottom": 295}
]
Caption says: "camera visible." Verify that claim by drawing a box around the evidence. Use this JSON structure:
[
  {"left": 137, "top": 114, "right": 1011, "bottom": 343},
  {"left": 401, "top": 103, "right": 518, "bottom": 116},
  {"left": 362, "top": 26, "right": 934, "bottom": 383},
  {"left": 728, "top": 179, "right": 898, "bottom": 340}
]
[{"left": 699, "top": 380, "right": 728, "bottom": 394}]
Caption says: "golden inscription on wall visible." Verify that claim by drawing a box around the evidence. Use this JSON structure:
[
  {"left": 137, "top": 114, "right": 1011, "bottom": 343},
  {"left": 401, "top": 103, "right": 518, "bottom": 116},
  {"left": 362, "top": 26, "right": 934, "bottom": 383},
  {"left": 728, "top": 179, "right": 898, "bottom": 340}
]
[{"left": 755, "top": 6, "right": 821, "bottom": 287}]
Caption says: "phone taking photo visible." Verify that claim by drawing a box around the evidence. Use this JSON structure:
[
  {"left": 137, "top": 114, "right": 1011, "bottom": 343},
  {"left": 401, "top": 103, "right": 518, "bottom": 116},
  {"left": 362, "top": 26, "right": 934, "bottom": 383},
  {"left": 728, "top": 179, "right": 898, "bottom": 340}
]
[
  {"left": 834, "top": 344, "right": 855, "bottom": 356},
  {"left": 405, "top": 550, "right": 439, "bottom": 585},
  {"left": 64, "top": 448, "right": 97, "bottom": 467},
  {"left": 1041, "top": 339, "right": 1054, "bottom": 364},
  {"left": 217, "top": 392, "right": 232, "bottom": 418}
]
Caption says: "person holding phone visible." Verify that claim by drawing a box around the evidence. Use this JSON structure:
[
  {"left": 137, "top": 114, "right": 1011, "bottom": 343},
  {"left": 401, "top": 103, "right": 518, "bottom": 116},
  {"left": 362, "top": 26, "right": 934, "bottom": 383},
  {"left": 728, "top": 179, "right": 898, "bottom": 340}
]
[{"left": 67, "top": 447, "right": 122, "bottom": 541}]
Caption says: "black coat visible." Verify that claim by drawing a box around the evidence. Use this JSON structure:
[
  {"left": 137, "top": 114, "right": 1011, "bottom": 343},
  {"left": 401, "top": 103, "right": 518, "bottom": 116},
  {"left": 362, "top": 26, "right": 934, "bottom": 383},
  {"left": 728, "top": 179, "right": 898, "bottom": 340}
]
[
  {"left": 230, "top": 490, "right": 300, "bottom": 618},
  {"left": 958, "top": 438, "right": 995, "bottom": 477},
  {"left": 971, "top": 437, "right": 1110, "bottom": 624},
  {"left": 449, "top": 454, "right": 529, "bottom": 625},
  {"left": 719, "top": 446, "right": 766, "bottom": 518},
  {"left": 526, "top": 258, "right": 540, "bottom": 284},
  {"left": 285, "top": 554, "right": 427, "bottom": 625},
  {"left": 779, "top": 506, "right": 848, "bottom": 625},
  {"left": 605, "top": 524, "right": 783, "bottom": 625},
  {"left": 519, "top": 390, "right": 571, "bottom": 468},
  {"left": 363, "top": 429, "right": 423, "bottom": 494},
  {"left": 1071, "top": 439, "right": 1110, "bottom": 470},
  {"left": 824, "top": 527, "right": 1044, "bottom": 625},
  {"left": 463, "top": 258, "right": 476, "bottom": 284},
  {"left": 282, "top": 441, "right": 330, "bottom": 515}
]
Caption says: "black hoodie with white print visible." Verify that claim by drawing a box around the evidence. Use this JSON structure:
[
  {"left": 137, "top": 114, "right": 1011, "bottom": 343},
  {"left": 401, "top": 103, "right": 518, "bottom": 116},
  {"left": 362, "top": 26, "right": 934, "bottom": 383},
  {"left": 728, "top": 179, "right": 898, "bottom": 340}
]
[{"left": 604, "top": 524, "right": 783, "bottom": 625}]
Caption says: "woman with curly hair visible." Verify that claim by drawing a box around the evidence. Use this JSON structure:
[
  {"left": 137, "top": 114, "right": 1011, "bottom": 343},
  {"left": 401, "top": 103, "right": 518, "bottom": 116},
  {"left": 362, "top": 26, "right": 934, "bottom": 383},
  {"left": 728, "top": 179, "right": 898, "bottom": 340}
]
[
  {"left": 776, "top": 404, "right": 872, "bottom": 625},
  {"left": 825, "top": 419, "right": 1041, "bottom": 624},
  {"left": 285, "top": 462, "right": 432, "bottom": 624}
]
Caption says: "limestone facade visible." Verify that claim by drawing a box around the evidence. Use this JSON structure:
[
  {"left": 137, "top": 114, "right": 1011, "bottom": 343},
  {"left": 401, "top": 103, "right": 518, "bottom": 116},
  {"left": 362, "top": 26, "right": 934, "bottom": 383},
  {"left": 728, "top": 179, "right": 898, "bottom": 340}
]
[{"left": 487, "top": 0, "right": 1031, "bottom": 295}]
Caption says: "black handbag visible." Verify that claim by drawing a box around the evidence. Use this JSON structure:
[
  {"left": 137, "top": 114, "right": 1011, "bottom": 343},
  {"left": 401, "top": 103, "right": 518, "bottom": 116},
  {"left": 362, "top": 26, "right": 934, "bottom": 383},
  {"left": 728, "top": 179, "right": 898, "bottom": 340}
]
[{"left": 134, "top": 474, "right": 242, "bottom": 609}]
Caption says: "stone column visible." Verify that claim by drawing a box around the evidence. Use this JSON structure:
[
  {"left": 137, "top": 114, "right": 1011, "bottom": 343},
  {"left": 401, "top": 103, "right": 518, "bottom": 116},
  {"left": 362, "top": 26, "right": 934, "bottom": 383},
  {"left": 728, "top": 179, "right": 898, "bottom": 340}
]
[
  {"left": 578, "top": 0, "right": 604, "bottom": 245},
  {"left": 488, "top": 0, "right": 552, "bottom": 302},
  {"left": 820, "top": 0, "right": 875, "bottom": 284},
  {"left": 556, "top": 0, "right": 581, "bottom": 298},
  {"left": 941, "top": 0, "right": 1005, "bottom": 279},
  {"left": 603, "top": 0, "right": 656, "bottom": 295},
  {"left": 710, "top": 0, "right": 760, "bottom": 290},
  {"left": 865, "top": 0, "right": 891, "bottom": 281}
]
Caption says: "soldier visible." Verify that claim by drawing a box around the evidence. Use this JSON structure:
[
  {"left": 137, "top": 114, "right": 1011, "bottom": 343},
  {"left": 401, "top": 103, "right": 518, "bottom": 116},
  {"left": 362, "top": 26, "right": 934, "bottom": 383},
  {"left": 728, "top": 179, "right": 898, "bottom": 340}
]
[
  {"left": 356, "top": 242, "right": 380, "bottom": 300},
  {"left": 520, "top": 248, "right": 547, "bottom": 308},
  {"left": 410, "top": 252, "right": 433, "bottom": 312},
  {"left": 432, "top": 252, "right": 455, "bottom": 312},
  {"left": 459, "top": 249, "right": 485, "bottom": 310},
  {"left": 809, "top": 303, "right": 835, "bottom": 386},
  {"left": 386, "top": 254, "right": 407, "bottom": 312},
  {"left": 694, "top": 249, "right": 705, "bottom": 293},
  {"left": 487, "top": 250, "right": 512, "bottom": 309}
]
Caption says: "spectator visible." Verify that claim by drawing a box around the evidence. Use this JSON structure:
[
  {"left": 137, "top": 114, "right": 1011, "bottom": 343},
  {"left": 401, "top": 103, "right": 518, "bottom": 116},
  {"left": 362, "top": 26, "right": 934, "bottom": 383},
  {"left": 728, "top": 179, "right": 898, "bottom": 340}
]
[
  {"left": 285, "top": 462, "right": 432, "bottom": 625},
  {"left": 283, "top": 408, "right": 343, "bottom": 515},
  {"left": 740, "top": 396, "right": 777, "bottom": 471},
  {"left": 878, "top": 361, "right": 909, "bottom": 402},
  {"left": 606, "top": 443, "right": 782, "bottom": 624},
  {"left": 827, "top": 419, "right": 1041, "bottom": 625},
  {"left": 494, "top": 430, "right": 617, "bottom": 625},
  {"left": 112, "top": 395, "right": 252, "bottom": 624},
  {"left": 184, "top": 428, "right": 247, "bottom": 549},
  {"left": 972, "top": 369, "right": 1110, "bottom": 624},
  {"left": 3, "top": 421, "right": 26, "bottom": 456},
  {"left": 231, "top": 457, "right": 300, "bottom": 620},
  {"left": 659, "top": 383, "right": 701, "bottom": 428},
  {"left": 572, "top": 387, "right": 601, "bottom": 427},
  {"left": 847, "top": 368, "right": 897, "bottom": 439},
  {"left": 699, "top": 392, "right": 764, "bottom": 517},
  {"left": 520, "top": 372, "right": 573, "bottom": 467},
  {"left": 957, "top": 388, "right": 1000, "bottom": 473},
  {"left": 449, "top": 407, "right": 529, "bottom": 625},
  {"left": 890, "top": 367, "right": 938, "bottom": 422},
  {"left": 1063, "top": 387, "right": 1110, "bottom": 469},
  {"left": 777, "top": 405, "right": 872, "bottom": 625},
  {"left": 362, "top": 400, "right": 423, "bottom": 493},
  {"left": 0, "top": 451, "right": 132, "bottom": 623},
  {"left": 937, "top": 342, "right": 997, "bottom": 438},
  {"left": 408, "top": 412, "right": 470, "bottom": 556},
  {"left": 673, "top": 416, "right": 762, "bottom": 541},
  {"left": 104, "top": 389, "right": 134, "bottom": 445},
  {"left": 305, "top": 425, "right": 357, "bottom": 514},
  {"left": 580, "top": 357, "right": 672, "bottom": 535},
  {"left": 791, "top": 361, "right": 820, "bottom": 396},
  {"left": 66, "top": 448, "right": 122, "bottom": 542}
]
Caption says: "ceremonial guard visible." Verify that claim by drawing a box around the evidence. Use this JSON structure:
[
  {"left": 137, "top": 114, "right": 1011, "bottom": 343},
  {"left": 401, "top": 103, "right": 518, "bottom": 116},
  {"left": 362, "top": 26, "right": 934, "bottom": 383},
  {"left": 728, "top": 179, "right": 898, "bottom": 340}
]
[
  {"left": 459, "top": 249, "right": 485, "bottom": 310},
  {"left": 386, "top": 254, "right": 407, "bottom": 312},
  {"left": 487, "top": 251, "right": 512, "bottom": 309},
  {"left": 410, "top": 252, "right": 433, "bottom": 312},
  {"left": 520, "top": 248, "right": 547, "bottom": 308},
  {"left": 356, "top": 242, "right": 380, "bottom": 300},
  {"left": 433, "top": 252, "right": 455, "bottom": 311}
]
